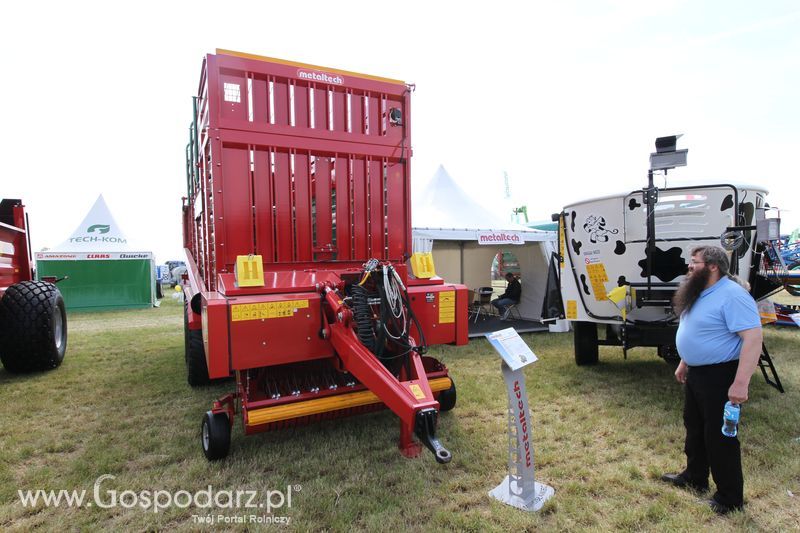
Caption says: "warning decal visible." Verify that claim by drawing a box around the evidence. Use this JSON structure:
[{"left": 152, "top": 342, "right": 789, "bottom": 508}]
[
  {"left": 231, "top": 300, "right": 309, "bottom": 322},
  {"left": 566, "top": 300, "right": 578, "bottom": 319},
  {"left": 439, "top": 290, "right": 455, "bottom": 324},
  {"left": 586, "top": 263, "right": 609, "bottom": 301}
]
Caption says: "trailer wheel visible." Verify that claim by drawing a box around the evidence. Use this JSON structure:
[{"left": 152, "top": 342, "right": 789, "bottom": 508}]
[
  {"left": 438, "top": 379, "right": 457, "bottom": 412},
  {"left": 786, "top": 261, "right": 800, "bottom": 296},
  {"left": 657, "top": 345, "right": 681, "bottom": 364},
  {"left": 201, "top": 411, "right": 231, "bottom": 461},
  {"left": 574, "top": 321, "right": 599, "bottom": 366},
  {"left": 0, "top": 281, "right": 67, "bottom": 373},
  {"left": 184, "top": 309, "right": 210, "bottom": 386}
]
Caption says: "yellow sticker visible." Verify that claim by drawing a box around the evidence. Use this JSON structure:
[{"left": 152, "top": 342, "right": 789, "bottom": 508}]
[
  {"left": 566, "top": 300, "right": 578, "bottom": 319},
  {"left": 439, "top": 290, "right": 455, "bottom": 324},
  {"left": 409, "top": 384, "right": 426, "bottom": 399},
  {"left": 585, "top": 263, "right": 609, "bottom": 301},
  {"left": 559, "top": 219, "right": 566, "bottom": 269},
  {"left": 231, "top": 300, "right": 309, "bottom": 322}
]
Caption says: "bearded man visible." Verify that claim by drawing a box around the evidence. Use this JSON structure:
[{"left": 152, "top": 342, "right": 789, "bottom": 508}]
[{"left": 660, "top": 245, "right": 762, "bottom": 515}]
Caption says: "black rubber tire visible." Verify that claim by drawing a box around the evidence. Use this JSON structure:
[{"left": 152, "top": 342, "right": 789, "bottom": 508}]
[
  {"left": 658, "top": 345, "right": 682, "bottom": 364},
  {"left": 786, "top": 261, "right": 800, "bottom": 296},
  {"left": 184, "top": 307, "right": 210, "bottom": 387},
  {"left": 0, "top": 281, "right": 67, "bottom": 373},
  {"left": 201, "top": 411, "right": 231, "bottom": 461},
  {"left": 438, "top": 379, "right": 457, "bottom": 412},
  {"left": 574, "top": 321, "right": 599, "bottom": 366}
]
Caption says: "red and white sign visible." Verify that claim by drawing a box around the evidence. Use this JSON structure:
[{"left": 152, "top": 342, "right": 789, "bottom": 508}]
[{"left": 477, "top": 231, "right": 524, "bottom": 246}]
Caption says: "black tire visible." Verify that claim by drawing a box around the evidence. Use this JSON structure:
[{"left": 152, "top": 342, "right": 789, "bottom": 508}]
[
  {"left": 786, "top": 261, "right": 800, "bottom": 296},
  {"left": 0, "top": 281, "right": 67, "bottom": 373},
  {"left": 574, "top": 321, "right": 599, "bottom": 366},
  {"left": 658, "top": 345, "right": 681, "bottom": 364},
  {"left": 201, "top": 411, "right": 231, "bottom": 461},
  {"left": 438, "top": 378, "right": 457, "bottom": 412},
  {"left": 184, "top": 308, "right": 210, "bottom": 386}
]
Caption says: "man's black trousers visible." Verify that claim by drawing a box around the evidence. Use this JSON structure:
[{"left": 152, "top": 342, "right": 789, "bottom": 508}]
[{"left": 684, "top": 360, "right": 743, "bottom": 507}]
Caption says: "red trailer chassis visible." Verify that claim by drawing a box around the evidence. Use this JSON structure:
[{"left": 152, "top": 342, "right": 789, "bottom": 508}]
[{"left": 182, "top": 50, "right": 467, "bottom": 462}]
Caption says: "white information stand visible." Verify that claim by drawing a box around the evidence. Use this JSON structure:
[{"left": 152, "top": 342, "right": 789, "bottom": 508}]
[{"left": 486, "top": 328, "right": 555, "bottom": 512}]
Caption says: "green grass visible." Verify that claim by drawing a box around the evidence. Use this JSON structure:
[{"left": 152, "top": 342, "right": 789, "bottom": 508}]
[{"left": 1, "top": 294, "right": 799, "bottom": 531}]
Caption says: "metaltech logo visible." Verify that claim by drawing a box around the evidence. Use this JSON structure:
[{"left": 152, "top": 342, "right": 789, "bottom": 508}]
[{"left": 296, "top": 69, "right": 344, "bottom": 85}]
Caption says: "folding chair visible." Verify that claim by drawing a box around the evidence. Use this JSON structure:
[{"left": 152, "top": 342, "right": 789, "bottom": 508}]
[{"left": 474, "top": 287, "right": 495, "bottom": 322}]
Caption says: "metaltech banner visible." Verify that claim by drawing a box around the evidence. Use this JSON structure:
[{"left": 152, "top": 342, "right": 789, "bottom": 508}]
[{"left": 476, "top": 231, "right": 525, "bottom": 245}]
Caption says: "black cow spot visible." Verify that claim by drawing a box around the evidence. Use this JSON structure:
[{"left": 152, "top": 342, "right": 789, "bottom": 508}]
[
  {"left": 614, "top": 240, "right": 626, "bottom": 255},
  {"left": 628, "top": 198, "right": 641, "bottom": 210},
  {"left": 579, "top": 274, "right": 591, "bottom": 295},
  {"left": 571, "top": 239, "right": 582, "bottom": 255},
  {"left": 617, "top": 276, "right": 627, "bottom": 287},
  {"left": 570, "top": 211, "right": 576, "bottom": 232},
  {"left": 638, "top": 246, "right": 687, "bottom": 282},
  {"left": 739, "top": 201, "right": 754, "bottom": 224},
  {"left": 720, "top": 194, "right": 734, "bottom": 211}
]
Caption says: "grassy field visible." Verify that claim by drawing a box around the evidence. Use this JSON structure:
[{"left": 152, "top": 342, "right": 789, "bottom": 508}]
[{"left": 1, "top": 294, "right": 799, "bottom": 531}]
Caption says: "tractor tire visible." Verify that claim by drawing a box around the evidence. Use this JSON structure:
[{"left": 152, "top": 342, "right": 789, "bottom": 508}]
[
  {"left": 184, "top": 308, "right": 210, "bottom": 387},
  {"left": 786, "top": 261, "right": 800, "bottom": 297},
  {"left": 0, "top": 281, "right": 67, "bottom": 373},
  {"left": 438, "top": 378, "right": 457, "bottom": 412},
  {"left": 574, "top": 321, "right": 599, "bottom": 366},
  {"left": 658, "top": 345, "right": 682, "bottom": 364},
  {"left": 201, "top": 411, "right": 231, "bottom": 461}
]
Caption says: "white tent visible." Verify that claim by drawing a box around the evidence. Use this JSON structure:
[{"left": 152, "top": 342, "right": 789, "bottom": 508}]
[
  {"left": 412, "top": 166, "right": 557, "bottom": 321},
  {"left": 35, "top": 195, "right": 156, "bottom": 310}
]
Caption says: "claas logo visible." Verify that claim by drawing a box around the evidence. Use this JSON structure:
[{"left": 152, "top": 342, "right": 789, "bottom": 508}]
[{"left": 87, "top": 224, "right": 111, "bottom": 234}]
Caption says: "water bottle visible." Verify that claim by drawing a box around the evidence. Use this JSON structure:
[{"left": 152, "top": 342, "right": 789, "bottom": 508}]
[{"left": 722, "top": 401, "right": 740, "bottom": 438}]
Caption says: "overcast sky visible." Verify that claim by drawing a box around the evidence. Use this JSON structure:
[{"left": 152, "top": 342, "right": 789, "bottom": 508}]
[{"left": 2, "top": 1, "right": 798, "bottom": 262}]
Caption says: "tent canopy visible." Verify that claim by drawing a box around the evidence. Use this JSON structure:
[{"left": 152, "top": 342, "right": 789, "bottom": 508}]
[
  {"left": 412, "top": 166, "right": 557, "bottom": 321},
  {"left": 413, "top": 165, "right": 552, "bottom": 242},
  {"left": 36, "top": 195, "right": 155, "bottom": 311}
]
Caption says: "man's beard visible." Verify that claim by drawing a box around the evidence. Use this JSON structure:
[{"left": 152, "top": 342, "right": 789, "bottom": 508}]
[{"left": 673, "top": 266, "right": 711, "bottom": 316}]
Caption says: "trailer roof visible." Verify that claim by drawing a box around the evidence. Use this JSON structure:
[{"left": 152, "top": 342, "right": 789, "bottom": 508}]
[
  {"left": 216, "top": 49, "right": 407, "bottom": 86},
  {"left": 564, "top": 180, "right": 769, "bottom": 209}
]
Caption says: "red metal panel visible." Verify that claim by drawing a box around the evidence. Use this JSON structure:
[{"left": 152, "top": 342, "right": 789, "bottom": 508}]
[
  {"left": 368, "top": 159, "right": 384, "bottom": 257},
  {"left": 314, "top": 157, "right": 333, "bottom": 257},
  {"left": 252, "top": 147, "right": 275, "bottom": 262},
  {"left": 366, "top": 94, "right": 380, "bottom": 136},
  {"left": 385, "top": 161, "right": 406, "bottom": 261},
  {"left": 312, "top": 86, "right": 327, "bottom": 130},
  {"left": 384, "top": 94, "right": 404, "bottom": 145},
  {"left": 251, "top": 75, "right": 269, "bottom": 124},
  {"left": 406, "top": 284, "right": 468, "bottom": 346},
  {"left": 352, "top": 158, "right": 368, "bottom": 258},
  {"left": 272, "top": 78, "right": 290, "bottom": 126},
  {"left": 350, "top": 92, "right": 364, "bottom": 134},
  {"left": 221, "top": 145, "right": 254, "bottom": 266},
  {"left": 334, "top": 156, "right": 351, "bottom": 260},
  {"left": 273, "top": 149, "right": 293, "bottom": 262},
  {"left": 293, "top": 151, "right": 313, "bottom": 261},
  {"left": 203, "top": 294, "right": 230, "bottom": 379},
  {"left": 332, "top": 89, "right": 346, "bottom": 132},
  {"left": 228, "top": 293, "right": 332, "bottom": 369},
  {"left": 293, "top": 83, "right": 310, "bottom": 128},
  {"left": 219, "top": 71, "right": 248, "bottom": 122}
]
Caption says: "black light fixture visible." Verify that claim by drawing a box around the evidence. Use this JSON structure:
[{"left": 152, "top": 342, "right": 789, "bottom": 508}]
[
  {"left": 388, "top": 107, "right": 402, "bottom": 126},
  {"left": 650, "top": 134, "right": 688, "bottom": 171}
]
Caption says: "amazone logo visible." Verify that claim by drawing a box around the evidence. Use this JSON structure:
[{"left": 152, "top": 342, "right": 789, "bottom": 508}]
[{"left": 87, "top": 224, "right": 111, "bottom": 234}]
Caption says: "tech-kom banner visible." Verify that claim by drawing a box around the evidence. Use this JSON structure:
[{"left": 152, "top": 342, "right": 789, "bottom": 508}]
[
  {"left": 35, "top": 252, "right": 153, "bottom": 261},
  {"left": 476, "top": 231, "right": 525, "bottom": 245}
]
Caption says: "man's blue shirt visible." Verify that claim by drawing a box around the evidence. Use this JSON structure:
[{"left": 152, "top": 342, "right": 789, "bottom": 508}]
[{"left": 676, "top": 276, "right": 760, "bottom": 366}]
